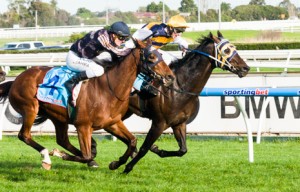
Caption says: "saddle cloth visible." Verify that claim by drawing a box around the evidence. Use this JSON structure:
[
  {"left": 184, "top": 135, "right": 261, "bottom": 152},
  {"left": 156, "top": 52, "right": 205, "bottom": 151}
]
[{"left": 37, "top": 66, "right": 82, "bottom": 108}]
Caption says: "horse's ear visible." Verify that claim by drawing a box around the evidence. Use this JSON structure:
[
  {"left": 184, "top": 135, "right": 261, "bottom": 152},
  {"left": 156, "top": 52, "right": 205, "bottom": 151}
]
[
  {"left": 209, "top": 32, "right": 219, "bottom": 43},
  {"left": 217, "top": 31, "right": 223, "bottom": 39}
]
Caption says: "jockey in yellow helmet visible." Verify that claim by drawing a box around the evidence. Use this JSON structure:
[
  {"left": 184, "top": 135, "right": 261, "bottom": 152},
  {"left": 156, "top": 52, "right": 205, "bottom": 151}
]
[{"left": 127, "top": 15, "right": 189, "bottom": 95}]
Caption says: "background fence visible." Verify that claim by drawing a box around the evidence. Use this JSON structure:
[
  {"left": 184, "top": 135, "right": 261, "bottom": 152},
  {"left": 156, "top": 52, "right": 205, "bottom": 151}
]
[
  {"left": 1, "top": 50, "right": 300, "bottom": 73},
  {"left": 0, "top": 20, "right": 299, "bottom": 39}
]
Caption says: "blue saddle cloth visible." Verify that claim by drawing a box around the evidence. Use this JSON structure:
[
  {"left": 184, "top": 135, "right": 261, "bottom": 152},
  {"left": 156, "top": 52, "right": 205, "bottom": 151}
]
[{"left": 37, "top": 66, "right": 77, "bottom": 108}]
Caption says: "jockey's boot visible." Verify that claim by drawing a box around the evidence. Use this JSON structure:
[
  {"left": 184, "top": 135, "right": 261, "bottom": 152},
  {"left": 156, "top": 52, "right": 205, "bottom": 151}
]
[
  {"left": 64, "top": 71, "right": 88, "bottom": 93},
  {"left": 142, "top": 85, "right": 158, "bottom": 96}
]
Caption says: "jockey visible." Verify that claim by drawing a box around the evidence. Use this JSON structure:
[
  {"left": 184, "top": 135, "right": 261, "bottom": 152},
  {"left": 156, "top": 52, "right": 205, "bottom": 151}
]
[
  {"left": 126, "top": 15, "right": 189, "bottom": 95},
  {"left": 64, "top": 21, "right": 131, "bottom": 98}
]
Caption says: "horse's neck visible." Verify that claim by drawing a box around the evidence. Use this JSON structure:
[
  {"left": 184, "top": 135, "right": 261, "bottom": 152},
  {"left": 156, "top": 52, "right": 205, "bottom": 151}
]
[
  {"left": 173, "top": 49, "right": 214, "bottom": 94},
  {"left": 102, "top": 50, "right": 139, "bottom": 99}
]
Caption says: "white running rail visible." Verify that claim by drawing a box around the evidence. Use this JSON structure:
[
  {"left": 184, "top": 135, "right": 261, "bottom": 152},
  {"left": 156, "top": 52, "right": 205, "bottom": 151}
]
[{"left": 1, "top": 50, "right": 300, "bottom": 73}]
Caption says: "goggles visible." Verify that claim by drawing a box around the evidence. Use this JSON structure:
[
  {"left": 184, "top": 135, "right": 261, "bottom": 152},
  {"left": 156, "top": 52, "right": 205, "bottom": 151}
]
[
  {"left": 174, "top": 27, "right": 186, "bottom": 33},
  {"left": 116, "top": 35, "right": 129, "bottom": 41}
]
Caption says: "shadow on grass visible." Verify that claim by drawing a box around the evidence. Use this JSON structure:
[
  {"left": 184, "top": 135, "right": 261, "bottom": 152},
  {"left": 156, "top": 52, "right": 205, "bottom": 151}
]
[{"left": 0, "top": 159, "right": 116, "bottom": 183}]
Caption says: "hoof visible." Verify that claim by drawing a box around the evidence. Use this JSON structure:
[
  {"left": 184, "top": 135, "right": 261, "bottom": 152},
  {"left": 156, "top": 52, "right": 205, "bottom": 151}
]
[
  {"left": 150, "top": 145, "right": 159, "bottom": 153},
  {"left": 49, "top": 148, "right": 65, "bottom": 158},
  {"left": 88, "top": 160, "right": 99, "bottom": 168},
  {"left": 123, "top": 166, "right": 132, "bottom": 174},
  {"left": 109, "top": 161, "right": 120, "bottom": 170},
  {"left": 42, "top": 162, "right": 51, "bottom": 170}
]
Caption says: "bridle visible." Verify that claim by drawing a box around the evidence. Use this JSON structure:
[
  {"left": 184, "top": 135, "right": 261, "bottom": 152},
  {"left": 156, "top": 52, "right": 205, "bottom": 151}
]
[
  {"left": 106, "top": 45, "right": 166, "bottom": 101},
  {"left": 171, "top": 38, "right": 239, "bottom": 96},
  {"left": 214, "top": 39, "right": 237, "bottom": 71},
  {"left": 186, "top": 38, "right": 238, "bottom": 71},
  {"left": 139, "top": 46, "right": 166, "bottom": 84}
]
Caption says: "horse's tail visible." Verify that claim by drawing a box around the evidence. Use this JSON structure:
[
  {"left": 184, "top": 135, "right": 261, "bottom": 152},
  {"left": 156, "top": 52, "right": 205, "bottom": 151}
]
[{"left": 0, "top": 81, "right": 14, "bottom": 103}]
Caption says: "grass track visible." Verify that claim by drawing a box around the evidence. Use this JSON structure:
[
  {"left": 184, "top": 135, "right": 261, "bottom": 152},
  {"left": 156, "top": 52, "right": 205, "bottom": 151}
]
[{"left": 0, "top": 136, "right": 300, "bottom": 192}]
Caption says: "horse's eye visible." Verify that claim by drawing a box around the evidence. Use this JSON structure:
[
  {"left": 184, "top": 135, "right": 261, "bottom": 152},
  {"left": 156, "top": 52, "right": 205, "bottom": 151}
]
[
  {"left": 148, "top": 54, "right": 155, "bottom": 60},
  {"left": 223, "top": 48, "right": 231, "bottom": 55}
]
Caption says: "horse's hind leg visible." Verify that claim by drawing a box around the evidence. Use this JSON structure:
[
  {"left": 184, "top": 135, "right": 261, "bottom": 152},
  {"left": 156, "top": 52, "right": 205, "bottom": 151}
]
[
  {"left": 150, "top": 123, "right": 187, "bottom": 157},
  {"left": 123, "top": 123, "right": 164, "bottom": 173},
  {"left": 18, "top": 112, "right": 52, "bottom": 170},
  {"left": 105, "top": 121, "right": 137, "bottom": 170}
]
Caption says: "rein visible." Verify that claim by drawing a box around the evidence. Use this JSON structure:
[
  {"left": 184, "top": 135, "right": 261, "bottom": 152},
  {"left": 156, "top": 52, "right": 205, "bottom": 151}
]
[{"left": 169, "top": 86, "right": 199, "bottom": 96}]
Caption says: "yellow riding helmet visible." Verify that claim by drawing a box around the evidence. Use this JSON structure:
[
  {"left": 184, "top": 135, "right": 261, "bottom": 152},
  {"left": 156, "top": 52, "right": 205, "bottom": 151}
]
[{"left": 167, "top": 15, "right": 189, "bottom": 28}]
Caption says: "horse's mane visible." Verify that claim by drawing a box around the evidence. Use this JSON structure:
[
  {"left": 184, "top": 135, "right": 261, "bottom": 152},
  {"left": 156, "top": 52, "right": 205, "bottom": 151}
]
[
  {"left": 103, "top": 48, "right": 136, "bottom": 70},
  {"left": 169, "top": 34, "right": 214, "bottom": 70}
]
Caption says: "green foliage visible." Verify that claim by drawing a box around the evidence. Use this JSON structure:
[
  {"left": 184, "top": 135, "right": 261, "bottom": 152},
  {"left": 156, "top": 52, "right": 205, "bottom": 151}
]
[
  {"left": 67, "top": 32, "right": 87, "bottom": 43},
  {"left": 146, "top": 1, "right": 170, "bottom": 12},
  {"left": 231, "top": 4, "right": 288, "bottom": 21},
  {"left": 0, "top": 1, "right": 297, "bottom": 27},
  {"left": 179, "top": 0, "right": 197, "bottom": 13},
  {"left": 235, "top": 42, "right": 300, "bottom": 50},
  {"left": 111, "top": 11, "right": 140, "bottom": 24},
  {"left": 76, "top": 7, "right": 95, "bottom": 19},
  {"left": 249, "top": 0, "right": 266, "bottom": 5}
]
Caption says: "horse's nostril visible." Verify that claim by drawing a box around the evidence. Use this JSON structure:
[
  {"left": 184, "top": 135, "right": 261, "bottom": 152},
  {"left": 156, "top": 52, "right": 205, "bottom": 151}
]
[{"left": 244, "top": 66, "right": 250, "bottom": 71}]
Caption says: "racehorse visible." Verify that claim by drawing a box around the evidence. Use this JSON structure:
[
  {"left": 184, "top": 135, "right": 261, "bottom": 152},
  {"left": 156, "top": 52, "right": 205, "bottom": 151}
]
[
  {"left": 122, "top": 31, "right": 250, "bottom": 173},
  {"left": 0, "top": 40, "right": 174, "bottom": 170}
]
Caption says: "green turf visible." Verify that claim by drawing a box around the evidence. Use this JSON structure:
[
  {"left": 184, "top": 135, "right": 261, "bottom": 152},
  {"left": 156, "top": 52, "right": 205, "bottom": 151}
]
[{"left": 0, "top": 135, "right": 300, "bottom": 192}]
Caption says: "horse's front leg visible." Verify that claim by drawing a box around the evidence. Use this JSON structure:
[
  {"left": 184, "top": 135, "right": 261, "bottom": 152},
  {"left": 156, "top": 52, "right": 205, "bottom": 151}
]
[
  {"left": 150, "top": 123, "right": 188, "bottom": 157},
  {"left": 104, "top": 121, "right": 137, "bottom": 170},
  {"left": 124, "top": 122, "right": 164, "bottom": 174}
]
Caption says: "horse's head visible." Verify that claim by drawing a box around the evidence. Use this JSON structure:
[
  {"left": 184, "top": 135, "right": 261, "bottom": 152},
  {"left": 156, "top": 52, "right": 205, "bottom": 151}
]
[
  {"left": 135, "top": 39, "right": 175, "bottom": 87},
  {"left": 209, "top": 31, "right": 250, "bottom": 78}
]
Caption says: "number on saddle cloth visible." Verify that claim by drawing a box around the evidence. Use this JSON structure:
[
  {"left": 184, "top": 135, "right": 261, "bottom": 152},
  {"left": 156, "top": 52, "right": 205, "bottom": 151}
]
[{"left": 36, "top": 66, "right": 78, "bottom": 108}]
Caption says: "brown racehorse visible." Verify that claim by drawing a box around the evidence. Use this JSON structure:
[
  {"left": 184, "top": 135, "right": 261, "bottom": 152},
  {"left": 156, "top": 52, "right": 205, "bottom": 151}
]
[
  {"left": 0, "top": 40, "right": 174, "bottom": 170},
  {"left": 121, "top": 31, "right": 250, "bottom": 173}
]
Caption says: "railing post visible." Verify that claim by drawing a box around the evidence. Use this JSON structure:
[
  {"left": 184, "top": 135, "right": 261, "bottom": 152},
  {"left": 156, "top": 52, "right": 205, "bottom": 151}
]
[
  {"left": 0, "top": 101, "right": 9, "bottom": 140},
  {"left": 234, "top": 96, "right": 254, "bottom": 163}
]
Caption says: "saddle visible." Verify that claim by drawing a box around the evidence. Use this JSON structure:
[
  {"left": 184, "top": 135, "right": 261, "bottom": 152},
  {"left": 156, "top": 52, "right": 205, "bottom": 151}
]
[{"left": 37, "top": 66, "right": 80, "bottom": 108}]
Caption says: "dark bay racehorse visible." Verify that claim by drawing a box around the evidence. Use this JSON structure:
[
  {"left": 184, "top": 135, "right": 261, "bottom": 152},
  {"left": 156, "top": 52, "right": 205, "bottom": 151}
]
[
  {"left": 122, "top": 31, "right": 250, "bottom": 173},
  {"left": 0, "top": 40, "right": 174, "bottom": 170}
]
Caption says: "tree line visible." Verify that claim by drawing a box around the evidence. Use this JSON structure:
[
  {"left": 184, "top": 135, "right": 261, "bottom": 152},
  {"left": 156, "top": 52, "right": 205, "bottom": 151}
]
[{"left": 0, "top": 0, "right": 298, "bottom": 28}]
